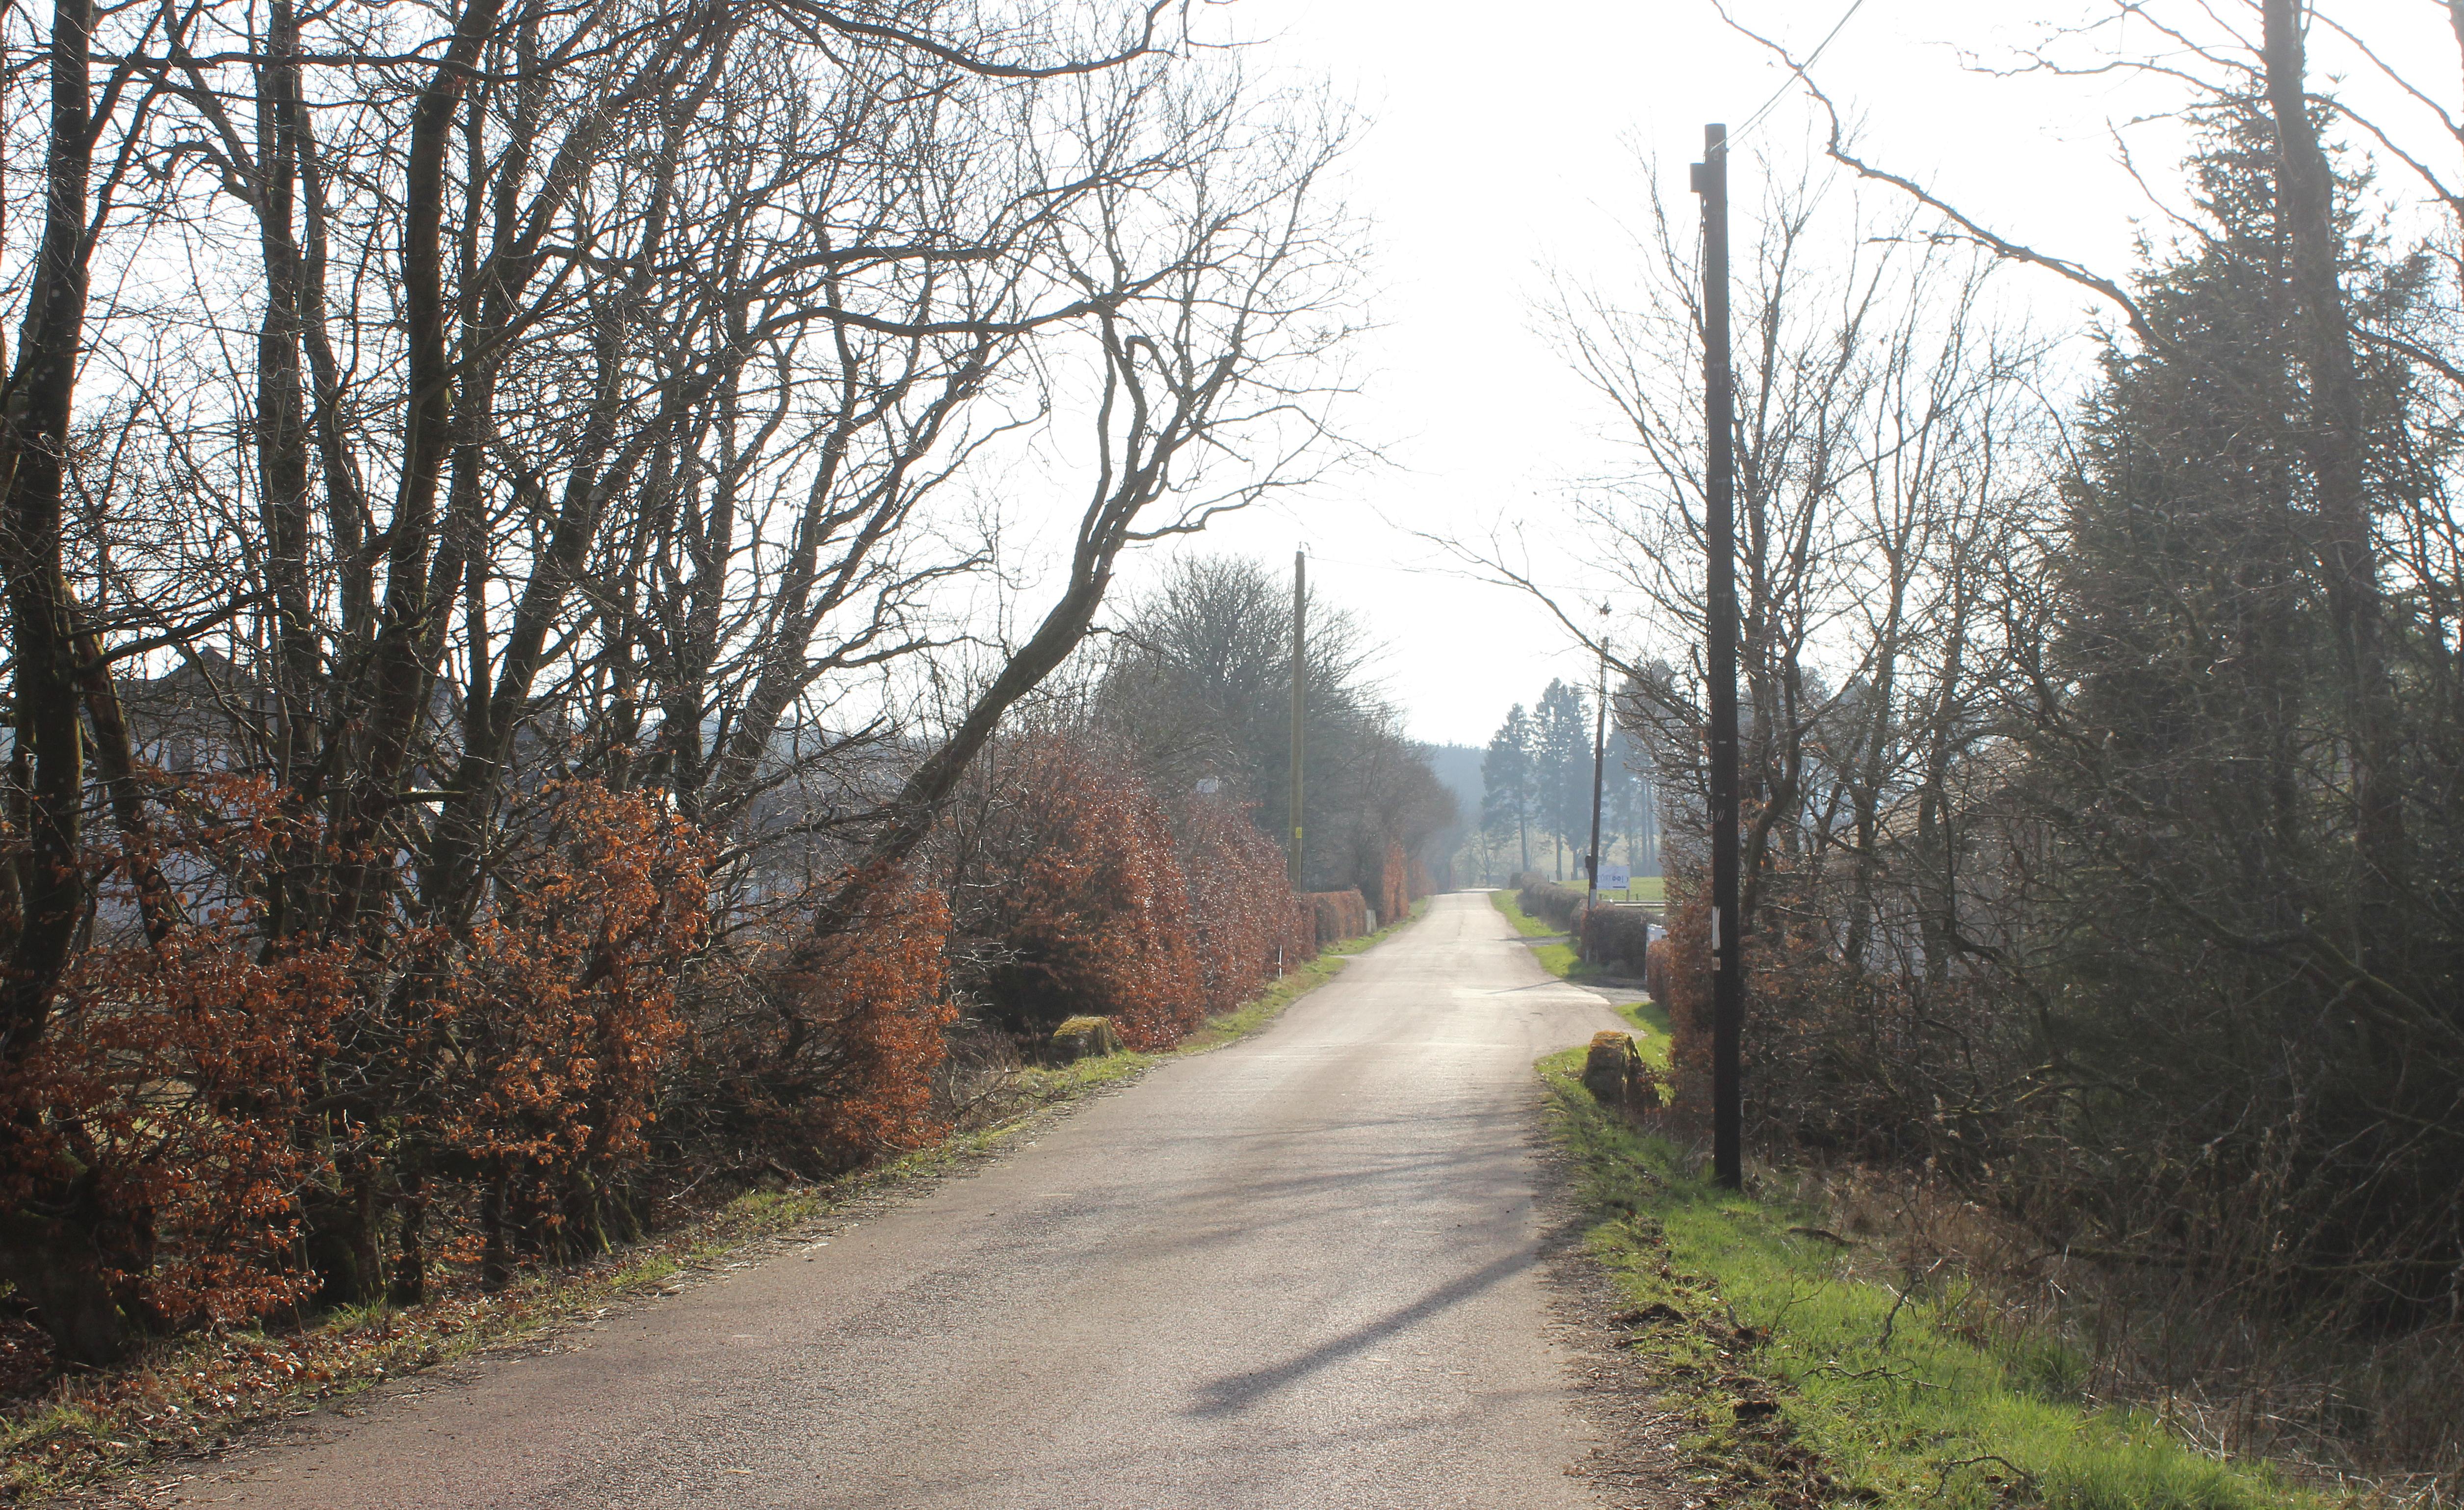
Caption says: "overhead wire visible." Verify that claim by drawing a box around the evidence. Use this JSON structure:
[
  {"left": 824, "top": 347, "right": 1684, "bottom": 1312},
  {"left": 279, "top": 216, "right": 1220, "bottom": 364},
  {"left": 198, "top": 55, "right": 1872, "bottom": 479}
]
[
  {"left": 1724, "top": 0, "right": 1870, "bottom": 150},
  {"left": 1294, "top": 548, "right": 1645, "bottom": 606}
]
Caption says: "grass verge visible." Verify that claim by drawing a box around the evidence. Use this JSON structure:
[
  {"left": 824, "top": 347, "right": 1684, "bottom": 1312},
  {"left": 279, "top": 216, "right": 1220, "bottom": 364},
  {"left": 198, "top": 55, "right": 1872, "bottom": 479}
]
[
  {"left": 1489, "top": 885, "right": 1557, "bottom": 938},
  {"left": 1540, "top": 1048, "right": 2326, "bottom": 1510},
  {"left": 1488, "top": 887, "right": 1612, "bottom": 981},
  {"left": 3, "top": 903, "right": 1425, "bottom": 1506},
  {"left": 1606, "top": 996, "right": 1671, "bottom": 1045}
]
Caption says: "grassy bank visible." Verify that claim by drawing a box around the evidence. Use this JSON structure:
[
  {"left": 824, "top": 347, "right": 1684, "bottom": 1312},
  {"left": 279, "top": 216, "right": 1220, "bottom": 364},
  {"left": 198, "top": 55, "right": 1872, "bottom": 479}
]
[
  {"left": 1489, "top": 886, "right": 1605, "bottom": 981},
  {"left": 2, "top": 905, "right": 1422, "bottom": 1506},
  {"left": 1541, "top": 1047, "right": 2323, "bottom": 1510},
  {"left": 1491, "top": 884, "right": 1557, "bottom": 939}
]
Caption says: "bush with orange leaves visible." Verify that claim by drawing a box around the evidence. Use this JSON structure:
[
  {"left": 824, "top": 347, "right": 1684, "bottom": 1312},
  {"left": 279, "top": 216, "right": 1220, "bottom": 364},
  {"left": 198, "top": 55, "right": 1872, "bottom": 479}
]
[
  {"left": 685, "top": 869, "right": 954, "bottom": 1179},
  {"left": 965, "top": 732, "right": 1205, "bottom": 1051},
  {"left": 1377, "top": 840, "right": 1410, "bottom": 925},
  {"left": 1301, "top": 888, "right": 1368, "bottom": 945},
  {"left": 1176, "top": 791, "right": 1308, "bottom": 1016},
  {"left": 0, "top": 765, "right": 968, "bottom": 1363},
  {"left": 0, "top": 777, "right": 351, "bottom": 1360},
  {"left": 1284, "top": 895, "right": 1319, "bottom": 970},
  {"left": 390, "top": 781, "right": 713, "bottom": 1290}
]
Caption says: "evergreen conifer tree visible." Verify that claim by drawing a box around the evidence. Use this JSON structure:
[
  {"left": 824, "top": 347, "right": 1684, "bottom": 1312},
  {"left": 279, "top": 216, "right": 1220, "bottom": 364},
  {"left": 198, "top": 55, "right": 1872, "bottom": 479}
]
[
  {"left": 1481, "top": 706, "right": 1537, "bottom": 875},
  {"left": 1533, "top": 679, "right": 1590, "bottom": 880}
]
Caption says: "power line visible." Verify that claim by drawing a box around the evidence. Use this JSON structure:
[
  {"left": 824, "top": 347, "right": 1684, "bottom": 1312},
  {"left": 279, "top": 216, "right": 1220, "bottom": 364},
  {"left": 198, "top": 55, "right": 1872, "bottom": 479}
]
[
  {"left": 1296, "top": 549, "right": 1647, "bottom": 604},
  {"left": 1728, "top": 0, "right": 1869, "bottom": 148}
]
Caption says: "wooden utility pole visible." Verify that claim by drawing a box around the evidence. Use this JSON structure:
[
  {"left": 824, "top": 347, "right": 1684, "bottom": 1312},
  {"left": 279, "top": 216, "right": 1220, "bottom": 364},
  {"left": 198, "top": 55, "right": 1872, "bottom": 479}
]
[
  {"left": 1639, "top": 771, "right": 1656, "bottom": 876},
  {"left": 1289, "top": 548, "right": 1306, "bottom": 889},
  {"left": 1584, "top": 610, "right": 1609, "bottom": 948},
  {"left": 1692, "top": 123, "right": 1744, "bottom": 1190}
]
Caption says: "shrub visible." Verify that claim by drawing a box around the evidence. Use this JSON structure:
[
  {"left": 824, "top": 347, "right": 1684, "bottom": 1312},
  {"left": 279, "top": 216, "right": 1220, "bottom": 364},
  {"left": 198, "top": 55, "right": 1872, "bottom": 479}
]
[
  {"left": 697, "top": 866, "right": 956, "bottom": 1183},
  {"left": 1517, "top": 880, "right": 1586, "bottom": 931},
  {"left": 395, "top": 781, "right": 716, "bottom": 1286},
  {"left": 0, "top": 777, "right": 353, "bottom": 1351},
  {"left": 1581, "top": 905, "right": 1655, "bottom": 976},
  {"left": 1177, "top": 793, "right": 1302, "bottom": 1016},
  {"left": 967, "top": 733, "right": 1205, "bottom": 1051},
  {"left": 1377, "top": 841, "right": 1410, "bottom": 924},
  {"left": 1644, "top": 935, "right": 1671, "bottom": 1006},
  {"left": 1284, "top": 896, "right": 1319, "bottom": 970},
  {"left": 0, "top": 771, "right": 744, "bottom": 1354},
  {"left": 1302, "top": 888, "right": 1369, "bottom": 944},
  {"left": 1657, "top": 890, "right": 1715, "bottom": 1125}
]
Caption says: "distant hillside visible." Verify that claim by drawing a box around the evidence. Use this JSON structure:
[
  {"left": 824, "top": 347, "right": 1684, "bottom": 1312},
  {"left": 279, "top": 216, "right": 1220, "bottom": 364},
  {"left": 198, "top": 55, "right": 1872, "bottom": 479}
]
[{"left": 1423, "top": 742, "right": 1483, "bottom": 822}]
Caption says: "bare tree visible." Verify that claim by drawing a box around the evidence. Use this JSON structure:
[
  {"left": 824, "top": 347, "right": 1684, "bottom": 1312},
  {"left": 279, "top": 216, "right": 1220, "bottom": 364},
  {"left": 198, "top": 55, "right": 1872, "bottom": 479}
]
[
  {"left": 1469, "top": 155, "right": 2046, "bottom": 945},
  {"left": 0, "top": 0, "right": 1363, "bottom": 1354}
]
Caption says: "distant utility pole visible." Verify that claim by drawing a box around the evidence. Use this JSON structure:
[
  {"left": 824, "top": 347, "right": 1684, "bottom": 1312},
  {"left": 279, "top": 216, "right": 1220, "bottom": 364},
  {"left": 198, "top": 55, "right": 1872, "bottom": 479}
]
[
  {"left": 1583, "top": 607, "right": 1609, "bottom": 954},
  {"left": 1289, "top": 548, "right": 1307, "bottom": 889},
  {"left": 1640, "top": 771, "right": 1656, "bottom": 877},
  {"left": 1692, "top": 123, "right": 1745, "bottom": 1191}
]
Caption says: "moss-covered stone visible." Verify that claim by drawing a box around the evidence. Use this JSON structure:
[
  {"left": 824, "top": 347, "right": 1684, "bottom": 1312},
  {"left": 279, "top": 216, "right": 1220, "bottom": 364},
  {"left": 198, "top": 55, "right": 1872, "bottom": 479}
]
[
  {"left": 1582, "top": 1030, "right": 1656, "bottom": 1109},
  {"left": 1051, "top": 1015, "right": 1123, "bottom": 1060}
]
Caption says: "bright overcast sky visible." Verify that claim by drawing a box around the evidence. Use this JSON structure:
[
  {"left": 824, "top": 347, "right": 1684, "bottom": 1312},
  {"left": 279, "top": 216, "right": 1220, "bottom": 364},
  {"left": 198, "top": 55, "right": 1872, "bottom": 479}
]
[{"left": 1108, "top": 0, "right": 2464, "bottom": 747}]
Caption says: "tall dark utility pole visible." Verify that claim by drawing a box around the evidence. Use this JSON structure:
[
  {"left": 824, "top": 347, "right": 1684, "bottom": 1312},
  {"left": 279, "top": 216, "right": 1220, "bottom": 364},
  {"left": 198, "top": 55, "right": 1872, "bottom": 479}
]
[
  {"left": 1691, "top": 124, "right": 1744, "bottom": 1190},
  {"left": 1289, "top": 548, "right": 1306, "bottom": 889}
]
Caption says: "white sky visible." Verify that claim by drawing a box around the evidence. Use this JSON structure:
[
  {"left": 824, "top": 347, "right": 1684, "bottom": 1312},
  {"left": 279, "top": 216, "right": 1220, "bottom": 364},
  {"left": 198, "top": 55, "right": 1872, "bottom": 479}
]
[{"left": 1107, "top": 0, "right": 2464, "bottom": 747}]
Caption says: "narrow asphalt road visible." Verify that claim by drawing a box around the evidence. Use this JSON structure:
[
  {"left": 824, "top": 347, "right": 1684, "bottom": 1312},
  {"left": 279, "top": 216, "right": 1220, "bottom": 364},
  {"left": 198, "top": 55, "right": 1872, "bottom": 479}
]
[{"left": 168, "top": 891, "right": 1633, "bottom": 1509}]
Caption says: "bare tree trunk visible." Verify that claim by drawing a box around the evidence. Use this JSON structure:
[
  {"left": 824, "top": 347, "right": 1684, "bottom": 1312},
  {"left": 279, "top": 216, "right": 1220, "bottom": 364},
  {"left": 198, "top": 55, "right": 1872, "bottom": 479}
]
[
  {"left": 254, "top": 0, "right": 319, "bottom": 782},
  {"left": 387, "top": 1174, "right": 428, "bottom": 1307},
  {"left": 326, "top": 0, "right": 505, "bottom": 944},
  {"left": 2263, "top": 0, "right": 2406, "bottom": 957},
  {"left": 0, "top": 0, "right": 131, "bottom": 1366},
  {"left": 0, "top": 0, "right": 98, "bottom": 1045}
]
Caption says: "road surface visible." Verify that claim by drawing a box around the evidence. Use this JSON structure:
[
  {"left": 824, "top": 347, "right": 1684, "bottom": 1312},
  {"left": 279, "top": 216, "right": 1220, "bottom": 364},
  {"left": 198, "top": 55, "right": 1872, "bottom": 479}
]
[{"left": 168, "top": 891, "right": 1634, "bottom": 1509}]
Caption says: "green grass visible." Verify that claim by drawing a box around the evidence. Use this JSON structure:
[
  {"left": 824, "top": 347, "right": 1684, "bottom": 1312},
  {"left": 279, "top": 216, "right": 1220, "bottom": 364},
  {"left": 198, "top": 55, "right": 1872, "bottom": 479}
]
[
  {"left": 1595, "top": 875, "right": 1667, "bottom": 904},
  {"left": 1489, "top": 887, "right": 1613, "bottom": 981},
  {"left": 1531, "top": 940, "right": 1596, "bottom": 978},
  {"left": 1607, "top": 995, "right": 1671, "bottom": 1046},
  {"left": 1539, "top": 1048, "right": 2322, "bottom": 1510},
  {"left": 1489, "top": 885, "right": 1559, "bottom": 938}
]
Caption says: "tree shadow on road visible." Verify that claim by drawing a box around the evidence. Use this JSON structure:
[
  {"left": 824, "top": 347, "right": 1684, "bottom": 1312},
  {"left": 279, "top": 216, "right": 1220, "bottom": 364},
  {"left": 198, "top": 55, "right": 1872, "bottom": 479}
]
[{"left": 1185, "top": 1246, "right": 1534, "bottom": 1418}]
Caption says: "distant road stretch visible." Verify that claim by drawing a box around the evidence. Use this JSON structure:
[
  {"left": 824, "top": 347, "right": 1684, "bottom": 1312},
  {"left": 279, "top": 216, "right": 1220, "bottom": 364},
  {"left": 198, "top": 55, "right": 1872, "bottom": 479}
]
[{"left": 169, "top": 891, "right": 1633, "bottom": 1510}]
